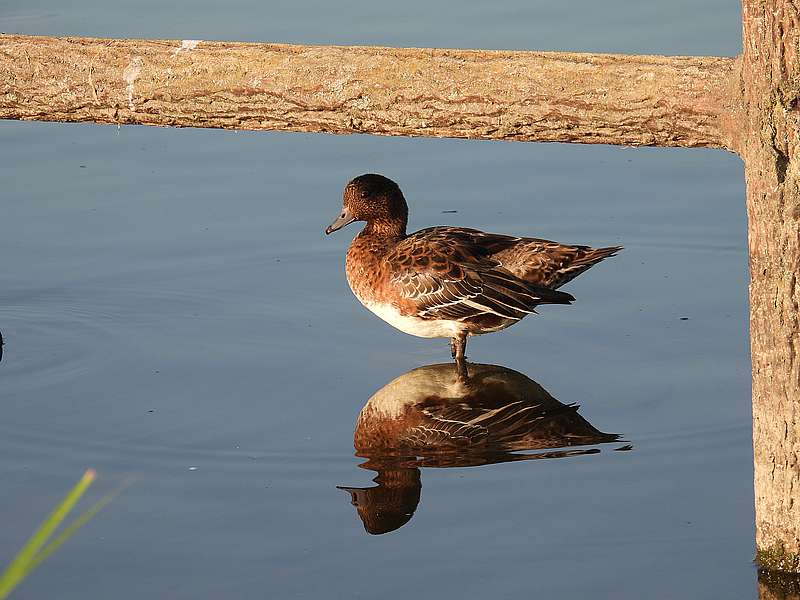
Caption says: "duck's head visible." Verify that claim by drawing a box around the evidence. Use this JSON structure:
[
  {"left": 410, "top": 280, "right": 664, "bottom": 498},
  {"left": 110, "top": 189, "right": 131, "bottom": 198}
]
[{"left": 325, "top": 174, "right": 408, "bottom": 236}]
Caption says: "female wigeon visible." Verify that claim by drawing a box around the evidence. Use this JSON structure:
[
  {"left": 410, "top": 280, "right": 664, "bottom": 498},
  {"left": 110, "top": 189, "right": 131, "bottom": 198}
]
[
  {"left": 353, "top": 362, "right": 620, "bottom": 454},
  {"left": 325, "top": 174, "right": 621, "bottom": 365},
  {"left": 339, "top": 362, "right": 621, "bottom": 534}
]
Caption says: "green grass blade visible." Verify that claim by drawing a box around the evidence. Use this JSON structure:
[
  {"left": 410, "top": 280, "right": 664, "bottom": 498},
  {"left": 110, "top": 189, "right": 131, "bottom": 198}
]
[
  {"left": 27, "top": 484, "right": 123, "bottom": 573},
  {"left": 0, "top": 469, "right": 96, "bottom": 599}
]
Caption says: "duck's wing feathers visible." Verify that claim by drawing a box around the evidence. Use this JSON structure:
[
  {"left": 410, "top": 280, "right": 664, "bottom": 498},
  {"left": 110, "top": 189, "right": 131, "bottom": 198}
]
[
  {"left": 403, "top": 411, "right": 489, "bottom": 447},
  {"left": 419, "top": 227, "right": 622, "bottom": 290},
  {"left": 491, "top": 241, "right": 623, "bottom": 289},
  {"left": 386, "top": 227, "right": 573, "bottom": 322},
  {"left": 405, "top": 396, "right": 610, "bottom": 450}
]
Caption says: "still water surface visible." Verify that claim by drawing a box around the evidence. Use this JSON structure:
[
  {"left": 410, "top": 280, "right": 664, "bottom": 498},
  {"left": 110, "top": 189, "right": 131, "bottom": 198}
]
[{"left": 1, "top": 2, "right": 756, "bottom": 599}]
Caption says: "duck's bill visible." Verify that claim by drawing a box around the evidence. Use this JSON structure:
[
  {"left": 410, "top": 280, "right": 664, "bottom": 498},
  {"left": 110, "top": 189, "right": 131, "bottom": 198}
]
[{"left": 325, "top": 209, "right": 355, "bottom": 235}]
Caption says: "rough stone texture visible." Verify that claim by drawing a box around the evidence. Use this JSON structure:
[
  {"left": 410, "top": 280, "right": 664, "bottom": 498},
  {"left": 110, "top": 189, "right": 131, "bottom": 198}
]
[
  {"left": 741, "top": 0, "right": 800, "bottom": 574},
  {"left": 0, "top": 34, "right": 737, "bottom": 148}
]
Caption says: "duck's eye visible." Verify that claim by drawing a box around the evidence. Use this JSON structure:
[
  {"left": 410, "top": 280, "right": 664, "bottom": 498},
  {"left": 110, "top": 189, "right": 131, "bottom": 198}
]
[{"left": 360, "top": 189, "right": 370, "bottom": 199}]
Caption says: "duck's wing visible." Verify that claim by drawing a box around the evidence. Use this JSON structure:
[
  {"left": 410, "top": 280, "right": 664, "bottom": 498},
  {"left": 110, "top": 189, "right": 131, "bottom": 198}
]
[
  {"left": 407, "top": 396, "right": 613, "bottom": 450},
  {"left": 401, "top": 395, "right": 541, "bottom": 447},
  {"left": 414, "top": 396, "right": 578, "bottom": 444},
  {"left": 403, "top": 410, "right": 489, "bottom": 447},
  {"left": 386, "top": 227, "right": 573, "bottom": 322},
  {"left": 491, "top": 240, "right": 623, "bottom": 289},
  {"left": 422, "top": 227, "right": 623, "bottom": 290}
]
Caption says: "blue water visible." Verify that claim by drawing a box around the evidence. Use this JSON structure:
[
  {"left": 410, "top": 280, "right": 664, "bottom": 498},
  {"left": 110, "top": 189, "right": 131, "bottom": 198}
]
[{"left": 0, "top": 2, "right": 759, "bottom": 599}]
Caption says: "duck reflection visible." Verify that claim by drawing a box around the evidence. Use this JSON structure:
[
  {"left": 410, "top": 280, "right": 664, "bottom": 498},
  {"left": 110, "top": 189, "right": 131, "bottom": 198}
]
[{"left": 339, "top": 362, "right": 626, "bottom": 535}]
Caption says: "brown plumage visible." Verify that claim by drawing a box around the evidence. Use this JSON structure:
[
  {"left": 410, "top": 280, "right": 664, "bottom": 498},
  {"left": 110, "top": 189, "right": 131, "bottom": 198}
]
[
  {"left": 325, "top": 174, "right": 622, "bottom": 365},
  {"left": 339, "top": 362, "right": 622, "bottom": 535},
  {"left": 353, "top": 363, "right": 620, "bottom": 454}
]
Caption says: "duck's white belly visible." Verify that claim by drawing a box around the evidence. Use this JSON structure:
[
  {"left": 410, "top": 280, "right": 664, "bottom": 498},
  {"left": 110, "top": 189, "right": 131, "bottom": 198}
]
[{"left": 361, "top": 300, "right": 464, "bottom": 338}]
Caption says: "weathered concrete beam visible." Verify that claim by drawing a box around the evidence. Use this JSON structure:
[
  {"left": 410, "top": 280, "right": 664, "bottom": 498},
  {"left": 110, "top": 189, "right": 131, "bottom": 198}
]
[
  {"left": 742, "top": 0, "right": 800, "bottom": 575},
  {"left": 0, "top": 34, "right": 738, "bottom": 149}
]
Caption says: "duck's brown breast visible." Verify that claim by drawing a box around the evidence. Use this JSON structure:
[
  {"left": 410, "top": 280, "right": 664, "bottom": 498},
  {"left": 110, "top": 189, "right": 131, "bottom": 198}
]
[{"left": 345, "top": 232, "right": 410, "bottom": 310}]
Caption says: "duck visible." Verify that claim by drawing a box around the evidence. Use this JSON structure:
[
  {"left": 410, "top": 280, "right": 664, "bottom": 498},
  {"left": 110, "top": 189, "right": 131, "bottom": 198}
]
[
  {"left": 352, "top": 362, "right": 621, "bottom": 455},
  {"left": 339, "top": 362, "right": 623, "bottom": 535},
  {"left": 325, "top": 174, "right": 621, "bottom": 366}
]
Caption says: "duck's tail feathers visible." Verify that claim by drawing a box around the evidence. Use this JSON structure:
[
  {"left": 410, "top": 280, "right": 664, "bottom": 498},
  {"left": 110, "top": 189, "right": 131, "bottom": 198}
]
[
  {"left": 526, "top": 283, "right": 575, "bottom": 305},
  {"left": 550, "top": 245, "right": 623, "bottom": 289}
]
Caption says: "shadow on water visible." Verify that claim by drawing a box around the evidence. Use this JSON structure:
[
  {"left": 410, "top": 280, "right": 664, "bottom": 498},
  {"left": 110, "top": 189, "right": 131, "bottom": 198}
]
[{"left": 338, "top": 362, "right": 629, "bottom": 535}]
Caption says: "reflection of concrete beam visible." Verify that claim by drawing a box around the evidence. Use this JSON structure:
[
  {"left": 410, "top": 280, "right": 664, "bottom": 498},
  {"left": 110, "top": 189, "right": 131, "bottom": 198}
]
[
  {"left": 758, "top": 568, "right": 800, "bottom": 599},
  {"left": 0, "top": 35, "right": 736, "bottom": 149}
]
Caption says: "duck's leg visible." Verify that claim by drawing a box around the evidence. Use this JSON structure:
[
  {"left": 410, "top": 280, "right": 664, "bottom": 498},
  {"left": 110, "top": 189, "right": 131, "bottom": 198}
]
[
  {"left": 451, "top": 334, "right": 469, "bottom": 380},
  {"left": 456, "top": 359, "right": 469, "bottom": 381},
  {"left": 450, "top": 334, "right": 467, "bottom": 362}
]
